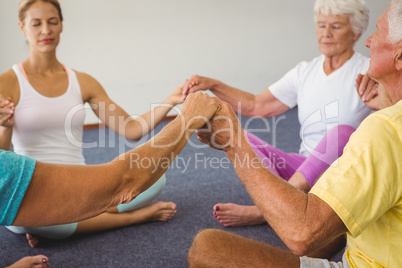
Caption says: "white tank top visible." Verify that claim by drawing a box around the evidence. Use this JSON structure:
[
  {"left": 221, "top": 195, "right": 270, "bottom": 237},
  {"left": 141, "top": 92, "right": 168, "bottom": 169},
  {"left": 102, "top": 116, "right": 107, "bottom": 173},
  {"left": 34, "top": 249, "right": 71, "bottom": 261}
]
[{"left": 12, "top": 64, "right": 86, "bottom": 165}]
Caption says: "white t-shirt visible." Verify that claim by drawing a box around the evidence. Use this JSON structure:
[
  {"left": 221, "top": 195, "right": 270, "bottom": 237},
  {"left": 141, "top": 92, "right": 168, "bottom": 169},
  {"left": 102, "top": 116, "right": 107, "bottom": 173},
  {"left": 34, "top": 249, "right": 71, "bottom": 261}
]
[{"left": 269, "top": 52, "right": 372, "bottom": 156}]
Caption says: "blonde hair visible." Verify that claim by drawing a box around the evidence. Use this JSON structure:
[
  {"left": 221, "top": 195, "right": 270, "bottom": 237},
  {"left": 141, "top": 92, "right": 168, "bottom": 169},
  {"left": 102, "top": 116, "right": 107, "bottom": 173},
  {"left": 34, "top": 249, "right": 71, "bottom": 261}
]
[
  {"left": 313, "top": 0, "right": 369, "bottom": 36},
  {"left": 18, "top": 0, "right": 63, "bottom": 24}
]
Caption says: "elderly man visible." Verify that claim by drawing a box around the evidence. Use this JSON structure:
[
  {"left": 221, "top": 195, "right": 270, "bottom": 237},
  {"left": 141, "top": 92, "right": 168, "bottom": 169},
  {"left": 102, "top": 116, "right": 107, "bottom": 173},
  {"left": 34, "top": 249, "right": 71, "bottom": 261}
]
[{"left": 188, "top": 1, "right": 402, "bottom": 267}]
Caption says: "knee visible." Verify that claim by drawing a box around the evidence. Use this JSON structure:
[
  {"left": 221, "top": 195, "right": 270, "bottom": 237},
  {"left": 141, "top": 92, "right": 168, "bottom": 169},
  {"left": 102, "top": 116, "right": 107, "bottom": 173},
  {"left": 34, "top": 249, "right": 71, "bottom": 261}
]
[
  {"left": 188, "top": 229, "right": 222, "bottom": 267},
  {"left": 325, "top": 125, "right": 356, "bottom": 155},
  {"left": 338, "top": 124, "right": 356, "bottom": 135}
]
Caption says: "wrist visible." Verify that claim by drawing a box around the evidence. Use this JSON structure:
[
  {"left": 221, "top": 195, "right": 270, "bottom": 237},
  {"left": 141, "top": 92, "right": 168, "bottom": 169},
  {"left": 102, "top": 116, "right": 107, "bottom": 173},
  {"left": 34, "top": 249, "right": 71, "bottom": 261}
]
[
  {"left": 225, "top": 129, "right": 247, "bottom": 157},
  {"left": 210, "top": 79, "right": 222, "bottom": 92},
  {"left": 165, "top": 95, "right": 181, "bottom": 107}
]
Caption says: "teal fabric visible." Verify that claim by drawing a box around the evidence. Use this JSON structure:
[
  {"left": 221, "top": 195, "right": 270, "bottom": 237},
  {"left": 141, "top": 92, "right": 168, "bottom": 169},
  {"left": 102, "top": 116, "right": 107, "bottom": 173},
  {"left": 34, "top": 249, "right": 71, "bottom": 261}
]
[{"left": 0, "top": 150, "right": 36, "bottom": 225}]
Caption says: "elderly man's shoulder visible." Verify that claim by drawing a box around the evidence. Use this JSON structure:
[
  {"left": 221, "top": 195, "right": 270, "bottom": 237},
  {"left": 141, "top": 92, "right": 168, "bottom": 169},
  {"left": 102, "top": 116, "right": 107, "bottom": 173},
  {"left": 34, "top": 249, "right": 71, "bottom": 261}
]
[
  {"left": 374, "top": 101, "right": 402, "bottom": 123},
  {"left": 360, "top": 101, "right": 402, "bottom": 133}
]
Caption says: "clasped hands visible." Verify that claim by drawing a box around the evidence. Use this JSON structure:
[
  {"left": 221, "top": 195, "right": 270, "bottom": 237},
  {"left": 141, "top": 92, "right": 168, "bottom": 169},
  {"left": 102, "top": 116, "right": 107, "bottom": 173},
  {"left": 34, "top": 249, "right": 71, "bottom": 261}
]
[
  {"left": 181, "top": 92, "right": 242, "bottom": 152},
  {"left": 0, "top": 95, "right": 15, "bottom": 128}
]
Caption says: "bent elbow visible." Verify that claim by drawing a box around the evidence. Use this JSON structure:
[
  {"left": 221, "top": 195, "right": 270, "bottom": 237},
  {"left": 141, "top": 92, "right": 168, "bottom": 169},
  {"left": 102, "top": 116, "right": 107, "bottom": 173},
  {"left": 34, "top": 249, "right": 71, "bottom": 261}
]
[
  {"left": 284, "top": 233, "right": 314, "bottom": 257},
  {"left": 289, "top": 243, "right": 311, "bottom": 257}
]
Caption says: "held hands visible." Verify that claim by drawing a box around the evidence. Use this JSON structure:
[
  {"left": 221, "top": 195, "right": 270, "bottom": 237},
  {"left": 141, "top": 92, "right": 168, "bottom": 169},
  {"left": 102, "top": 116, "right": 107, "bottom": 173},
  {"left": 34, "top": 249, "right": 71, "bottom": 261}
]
[
  {"left": 181, "top": 75, "right": 217, "bottom": 101},
  {"left": 356, "top": 73, "right": 392, "bottom": 110},
  {"left": 168, "top": 81, "right": 189, "bottom": 106},
  {"left": 196, "top": 100, "right": 242, "bottom": 152},
  {"left": 180, "top": 92, "right": 220, "bottom": 130},
  {"left": 0, "top": 95, "right": 15, "bottom": 128}
]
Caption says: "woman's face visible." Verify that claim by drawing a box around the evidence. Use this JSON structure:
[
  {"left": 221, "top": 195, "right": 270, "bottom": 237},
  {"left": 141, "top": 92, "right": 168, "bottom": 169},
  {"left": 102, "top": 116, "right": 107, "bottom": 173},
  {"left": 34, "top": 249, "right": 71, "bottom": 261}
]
[
  {"left": 19, "top": 1, "right": 63, "bottom": 54},
  {"left": 316, "top": 12, "right": 359, "bottom": 58}
]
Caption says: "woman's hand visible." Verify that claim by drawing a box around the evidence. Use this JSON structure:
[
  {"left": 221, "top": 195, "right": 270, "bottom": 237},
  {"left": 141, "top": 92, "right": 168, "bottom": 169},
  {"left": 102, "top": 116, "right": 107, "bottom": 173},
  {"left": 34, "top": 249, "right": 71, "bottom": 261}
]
[
  {"left": 167, "top": 81, "right": 189, "bottom": 105},
  {"left": 182, "top": 75, "right": 218, "bottom": 101},
  {"left": 0, "top": 95, "right": 15, "bottom": 128},
  {"left": 356, "top": 74, "right": 392, "bottom": 110}
]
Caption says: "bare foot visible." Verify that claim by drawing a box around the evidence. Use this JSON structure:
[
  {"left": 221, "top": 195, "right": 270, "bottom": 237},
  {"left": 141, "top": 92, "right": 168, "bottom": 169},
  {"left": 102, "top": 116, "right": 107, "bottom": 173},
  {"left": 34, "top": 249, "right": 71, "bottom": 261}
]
[
  {"left": 213, "top": 203, "right": 266, "bottom": 227},
  {"left": 7, "top": 255, "right": 48, "bottom": 268},
  {"left": 75, "top": 201, "right": 177, "bottom": 234},
  {"left": 130, "top": 201, "right": 177, "bottom": 223},
  {"left": 26, "top": 233, "right": 39, "bottom": 248}
]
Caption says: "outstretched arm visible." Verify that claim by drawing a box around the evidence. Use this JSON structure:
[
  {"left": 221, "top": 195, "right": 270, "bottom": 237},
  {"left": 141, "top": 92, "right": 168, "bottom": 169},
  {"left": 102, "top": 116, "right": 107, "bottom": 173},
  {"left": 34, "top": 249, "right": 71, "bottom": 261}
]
[
  {"left": 12, "top": 92, "right": 218, "bottom": 227},
  {"left": 182, "top": 74, "right": 289, "bottom": 118},
  {"left": 197, "top": 101, "right": 347, "bottom": 256},
  {"left": 78, "top": 71, "right": 185, "bottom": 141}
]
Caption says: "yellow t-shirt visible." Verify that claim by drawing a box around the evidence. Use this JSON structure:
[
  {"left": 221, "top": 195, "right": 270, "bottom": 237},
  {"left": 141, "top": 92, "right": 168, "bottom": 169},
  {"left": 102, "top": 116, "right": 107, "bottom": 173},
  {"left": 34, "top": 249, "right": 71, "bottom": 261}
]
[{"left": 310, "top": 100, "right": 402, "bottom": 268}]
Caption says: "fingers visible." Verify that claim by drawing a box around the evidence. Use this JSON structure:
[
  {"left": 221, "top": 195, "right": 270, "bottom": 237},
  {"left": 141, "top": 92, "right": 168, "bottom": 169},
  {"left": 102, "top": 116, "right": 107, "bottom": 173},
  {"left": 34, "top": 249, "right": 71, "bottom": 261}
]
[
  {"left": 363, "top": 81, "right": 378, "bottom": 102},
  {"left": 355, "top": 73, "right": 363, "bottom": 95},
  {"left": 181, "top": 92, "right": 219, "bottom": 129},
  {"left": 181, "top": 79, "right": 190, "bottom": 101},
  {"left": 356, "top": 73, "right": 379, "bottom": 102},
  {"left": 182, "top": 75, "right": 201, "bottom": 100},
  {"left": 187, "top": 80, "right": 201, "bottom": 93},
  {"left": 0, "top": 98, "right": 15, "bottom": 127},
  {"left": 356, "top": 73, "right": 369, "bottom": 96}
]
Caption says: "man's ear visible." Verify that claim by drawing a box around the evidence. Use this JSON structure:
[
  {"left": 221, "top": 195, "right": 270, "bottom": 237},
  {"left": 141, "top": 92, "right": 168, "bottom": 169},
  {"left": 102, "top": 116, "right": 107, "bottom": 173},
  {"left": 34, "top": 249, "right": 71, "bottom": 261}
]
[{"left": 396, "top": 47, "right": 402, "bottom": 71}]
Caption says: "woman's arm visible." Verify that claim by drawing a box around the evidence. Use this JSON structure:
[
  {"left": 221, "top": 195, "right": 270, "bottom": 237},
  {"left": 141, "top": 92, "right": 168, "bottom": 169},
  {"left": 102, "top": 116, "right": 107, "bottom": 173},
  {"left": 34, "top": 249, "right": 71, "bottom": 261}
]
[
  {"left": 12, "top": 92, "right": 218, "bottom": 227},
  {"left": 183, "top": 75, "right": 290, "bottom": 118},
  {"left": 0, "top": 70, "right": 19, "bottom": 151},
  {"left": 78, "top": 71, "right": 183, "bottom": 141}
]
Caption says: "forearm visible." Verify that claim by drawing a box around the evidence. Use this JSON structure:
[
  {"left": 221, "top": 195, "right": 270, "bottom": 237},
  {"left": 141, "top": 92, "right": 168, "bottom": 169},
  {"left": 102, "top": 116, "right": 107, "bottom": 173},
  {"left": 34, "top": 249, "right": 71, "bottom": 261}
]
[
  {"left": 210, "top": 81, "right": 256, "bottom": 116},
  {"left": 126, "top": 97, "right": 179, "bottom": 140},
  {"left": 118, "top": 115, "right": 194, "bottom": 195},
  {"left": 12, "top": 116, "right": 194, "bottom": 227},
  {"left": 0, "top": 127, "right": 13, "bottom": 150},
  {"left": 226, "top": 132, "right": 345, "bottom": 255}
]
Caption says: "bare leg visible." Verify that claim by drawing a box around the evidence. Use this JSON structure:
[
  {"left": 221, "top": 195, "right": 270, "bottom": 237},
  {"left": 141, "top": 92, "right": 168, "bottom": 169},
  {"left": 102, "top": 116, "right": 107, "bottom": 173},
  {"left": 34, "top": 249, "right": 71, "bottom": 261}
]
[
  {"left": 22, "top": 202, "right": 176, "bottom": 247},
  {"left": 213, "top": 172, "right": 310, "bottom": 227},
  {"left": 188, "top": 229, "right": 300, "bottom": 268},
  {"left": 7, "top": 255, "right": 48, "bottom": 268},
  {"left": 74, "top": 201, "right": 176, "bottom": 234}
]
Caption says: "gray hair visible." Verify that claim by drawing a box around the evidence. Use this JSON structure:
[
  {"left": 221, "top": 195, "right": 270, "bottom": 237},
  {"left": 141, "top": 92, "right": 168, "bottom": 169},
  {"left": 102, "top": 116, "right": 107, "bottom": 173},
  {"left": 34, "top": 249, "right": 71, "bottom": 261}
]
[
  {"left": 388, "top": 0, "right": 402, "bottom": 43},
  {"left": 314, "top": 0, "right": 369, "bottom": 36}
]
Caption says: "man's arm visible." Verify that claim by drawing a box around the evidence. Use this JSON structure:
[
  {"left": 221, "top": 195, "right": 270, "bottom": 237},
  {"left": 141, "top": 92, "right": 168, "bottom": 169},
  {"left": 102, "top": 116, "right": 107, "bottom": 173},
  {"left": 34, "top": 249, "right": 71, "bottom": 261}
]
[
  {"left": 12, "top": 92, "right": 218, "bottom": 227},
  {"left": 197, "top": 101, "right": 347, "bottom": 256}
]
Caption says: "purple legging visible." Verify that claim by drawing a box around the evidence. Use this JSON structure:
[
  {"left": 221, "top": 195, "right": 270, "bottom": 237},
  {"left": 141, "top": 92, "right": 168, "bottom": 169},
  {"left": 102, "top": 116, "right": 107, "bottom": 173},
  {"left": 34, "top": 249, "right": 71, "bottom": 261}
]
[{"left": 244, "top": 125, "right": 356, "bottom": 187}]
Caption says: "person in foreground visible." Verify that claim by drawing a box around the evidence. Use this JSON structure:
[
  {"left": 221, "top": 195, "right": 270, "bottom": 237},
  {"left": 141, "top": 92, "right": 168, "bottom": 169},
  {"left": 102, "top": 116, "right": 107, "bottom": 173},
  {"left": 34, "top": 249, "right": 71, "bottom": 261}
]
[
  {"left": 0, "top": 0, "right": 183, "bottom": 249},
  {"left": 188, "top": 1, "right": 402, "bottom": 266},
  {"left": 183, "top": 0, "right": 374, "bottom": 228},
  {"left": 1, "top": 92, "right": 218, "bottom": 268}
]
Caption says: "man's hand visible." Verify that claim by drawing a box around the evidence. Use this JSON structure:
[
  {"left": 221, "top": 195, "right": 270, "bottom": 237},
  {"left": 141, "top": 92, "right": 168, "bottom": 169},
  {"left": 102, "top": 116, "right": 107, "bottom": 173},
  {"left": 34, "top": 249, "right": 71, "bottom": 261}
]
[
  {"left": 196, "top": 100, "right": 243, "bottom": 151},
  {"left": 180, "top": 92, "right": 220, "bottom": 130}
]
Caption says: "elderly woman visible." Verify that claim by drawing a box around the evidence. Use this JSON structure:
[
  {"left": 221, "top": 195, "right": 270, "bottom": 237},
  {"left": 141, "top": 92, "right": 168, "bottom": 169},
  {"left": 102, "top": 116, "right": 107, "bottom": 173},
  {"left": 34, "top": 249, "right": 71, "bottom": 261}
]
[
  {"left": 0, "top": 0, "right": 183, "bottom": 251},
  {"left": 183, "top": 0, "right": 372, "bottom": 227}
]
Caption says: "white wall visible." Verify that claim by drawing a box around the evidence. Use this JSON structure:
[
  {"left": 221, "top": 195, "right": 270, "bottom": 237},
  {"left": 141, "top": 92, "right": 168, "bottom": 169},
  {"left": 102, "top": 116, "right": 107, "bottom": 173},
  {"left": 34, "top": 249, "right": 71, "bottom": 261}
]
[{"left": 0, "top": 0, "right": 389, "bottom": 124}]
